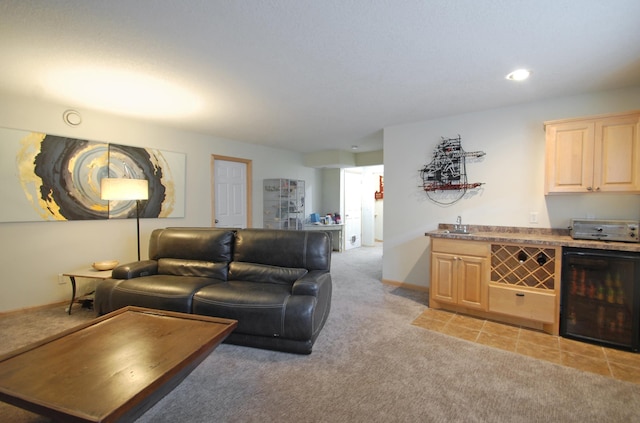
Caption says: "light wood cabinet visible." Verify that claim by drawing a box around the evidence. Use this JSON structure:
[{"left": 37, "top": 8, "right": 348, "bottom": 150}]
[
  {"left": 489, "top": 243, "right": 561, "bottom": 333},
  {"left": 430, "top": 238, "right": 489, "bottom": 311},
  {"left": 429, "top": 238, "right": 561, "bottom": 335},
  {"left": 544, "top": 111, "right": 640, "bottom": 194},
  {"left": 489, "top": 284, "right": 556, "bottom": 323}
]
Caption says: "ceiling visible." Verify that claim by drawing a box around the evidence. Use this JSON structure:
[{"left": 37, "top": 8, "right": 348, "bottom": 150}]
[{"left": 1, "top": 1, "right": 640, "bottom": 154}]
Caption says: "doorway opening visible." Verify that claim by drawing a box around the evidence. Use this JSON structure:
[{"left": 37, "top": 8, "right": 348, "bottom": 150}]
[{"left": 343, "top": 165, "right": 383, "bottom": 250}]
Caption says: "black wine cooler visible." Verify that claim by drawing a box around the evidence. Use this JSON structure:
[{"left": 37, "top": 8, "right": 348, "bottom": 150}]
[{"left": 561, "top": 247, "right": 640, "bottom": 352}]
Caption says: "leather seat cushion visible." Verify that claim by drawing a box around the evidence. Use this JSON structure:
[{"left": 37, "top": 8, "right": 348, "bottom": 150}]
[
  {"left": 193, "top": 281, "right": 313, "bottom": 339},
  {"left": 111, "top": 275, "right": 221, "bottom": 313}
]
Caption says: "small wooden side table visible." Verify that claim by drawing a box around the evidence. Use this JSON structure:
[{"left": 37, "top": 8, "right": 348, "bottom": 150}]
[{"left": 62, "top": 269, "right": 113, "bottom": 315}]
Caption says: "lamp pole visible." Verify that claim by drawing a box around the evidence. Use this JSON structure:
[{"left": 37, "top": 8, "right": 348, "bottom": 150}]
[{"left": 136, "top": 199, "right": 141, "bottom": 261}]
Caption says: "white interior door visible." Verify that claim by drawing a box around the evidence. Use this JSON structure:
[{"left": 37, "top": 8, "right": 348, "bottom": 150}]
[
  {"left": 344, "top": 169, "right": 362, "bottom": 250},
  {"left": 213, "top": 158, "right": 248, "bottom": 228}
]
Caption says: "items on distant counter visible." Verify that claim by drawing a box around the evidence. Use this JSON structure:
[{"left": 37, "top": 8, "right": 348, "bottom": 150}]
[{"left": 311, "top": 212, "right": 342, "bottom": 225}]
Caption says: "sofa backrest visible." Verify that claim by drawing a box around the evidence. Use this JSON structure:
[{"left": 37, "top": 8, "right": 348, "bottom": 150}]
[
  {"left": 233, "top": 229, "right": 331, "bottom": 271},
  {"left": 148, "top": 228, "right": 235, "bottom": 279}
]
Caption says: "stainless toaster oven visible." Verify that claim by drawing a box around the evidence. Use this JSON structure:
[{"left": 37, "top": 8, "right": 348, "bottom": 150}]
[{"left": 570, "top": 219, "right": 639, "bottom": 243}]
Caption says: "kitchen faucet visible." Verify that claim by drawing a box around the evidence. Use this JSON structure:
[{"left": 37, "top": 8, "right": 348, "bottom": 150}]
[{"left": 453, "top": 216, "right": 468, "bottom": 234}]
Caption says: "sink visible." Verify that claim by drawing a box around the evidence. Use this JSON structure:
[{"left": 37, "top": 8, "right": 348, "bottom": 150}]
[{"left": 440, "top": 228, "right": 472, "bottom": 235}]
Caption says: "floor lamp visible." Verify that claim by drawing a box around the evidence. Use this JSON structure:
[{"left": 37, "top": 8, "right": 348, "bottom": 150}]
[{"left": 100, "top": 178, "right": 149, "bottom": 261}]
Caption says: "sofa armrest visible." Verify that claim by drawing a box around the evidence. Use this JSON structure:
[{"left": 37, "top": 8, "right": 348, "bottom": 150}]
[
  {"left": 292, "top": 270, "right": 331, "bottom": 297},
  {"left": 112, "top": 260, "right": 158, "bottom": 280}
]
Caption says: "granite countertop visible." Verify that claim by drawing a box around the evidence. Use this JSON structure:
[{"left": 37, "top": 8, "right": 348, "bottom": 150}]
[{"left": 426, "top": 224, "right": 640, "bottom": 253}]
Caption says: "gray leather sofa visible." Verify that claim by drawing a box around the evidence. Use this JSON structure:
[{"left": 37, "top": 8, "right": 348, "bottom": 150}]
[{"left": 95, "top": 227, "right": 332, "bottom": 354}]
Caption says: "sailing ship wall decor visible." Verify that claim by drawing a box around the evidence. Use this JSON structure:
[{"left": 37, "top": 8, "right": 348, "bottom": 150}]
[{"left": 419, "top": 136, "right": 485, "bottom": 204}]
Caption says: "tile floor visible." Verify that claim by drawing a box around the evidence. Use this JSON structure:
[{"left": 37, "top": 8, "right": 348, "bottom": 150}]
[{"left": 412, "top": 308, "right": 640, "bottom": 384}]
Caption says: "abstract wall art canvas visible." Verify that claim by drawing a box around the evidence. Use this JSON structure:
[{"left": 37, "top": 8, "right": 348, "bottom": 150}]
[{"left": 0, "top": 127, "right": 185, "bottom": 223}]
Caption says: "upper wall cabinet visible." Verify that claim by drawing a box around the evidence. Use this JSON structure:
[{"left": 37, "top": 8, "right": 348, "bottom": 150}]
[{"left": 544, "top": 111, "right": 640, "bottom": 194}]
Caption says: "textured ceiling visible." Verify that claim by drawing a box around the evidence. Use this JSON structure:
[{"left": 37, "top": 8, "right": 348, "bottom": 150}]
[{"left": 1, "top": 0, "right": 640, "bottom": 153}]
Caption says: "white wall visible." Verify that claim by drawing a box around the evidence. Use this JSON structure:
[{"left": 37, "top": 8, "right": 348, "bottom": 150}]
[
  {"left": 374, "top": 199, "right": 383, "bottom": 241},
  {"left": 0, "top": 93, "right": 322, "bottom": 312},
  {"left": 361, "top": 166, "right": 383, "bottom": 245},
  {"left": 382, "top": 86, "right": 640, "bottom": 289},
  {"left": 321, "top": 168, "right": 342, "bottom": 216}
]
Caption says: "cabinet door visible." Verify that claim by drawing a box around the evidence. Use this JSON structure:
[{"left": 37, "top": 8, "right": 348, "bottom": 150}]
[
  {"left": 457, "top": 255, "right": 487, "bottom": 310},
  {"left": 545, "top": 121, "right": 595, "bottom": 194},
  {"left": 431, "top": 252, "right": 457, "bottom": 304},
  {"left": 594, "top": 115, "right": 640, "bottom": 192}
]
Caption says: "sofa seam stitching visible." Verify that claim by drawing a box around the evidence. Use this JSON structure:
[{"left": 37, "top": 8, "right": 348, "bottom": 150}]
[{"left": 281, "top": 294, "right": 291, "bottom": 336}]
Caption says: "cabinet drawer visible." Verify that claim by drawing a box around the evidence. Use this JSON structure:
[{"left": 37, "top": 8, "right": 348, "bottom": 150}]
[
  {"left": 432, "top": 238, "right": 489, "bottom": 257},
  {"left": 489, "top": 284, "right": 556, "bottom": 323}
]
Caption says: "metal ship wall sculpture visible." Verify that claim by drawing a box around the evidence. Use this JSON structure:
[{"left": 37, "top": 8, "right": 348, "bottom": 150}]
[{"left": 420, "top": 136, "right": 485, "bottom": 194}]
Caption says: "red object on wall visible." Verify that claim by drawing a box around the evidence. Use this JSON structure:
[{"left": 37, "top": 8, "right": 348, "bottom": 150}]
[{"left": 375, "top": 175, "right": 383, "bottom": 200}]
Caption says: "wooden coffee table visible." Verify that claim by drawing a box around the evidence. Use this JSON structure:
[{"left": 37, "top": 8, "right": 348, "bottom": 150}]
[{"left": 0, "top": 306, "right": 237, "bottom": 422}]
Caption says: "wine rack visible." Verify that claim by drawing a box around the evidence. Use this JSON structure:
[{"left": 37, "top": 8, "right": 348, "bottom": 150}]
[{"left": 491, "top": 244, "right": 557, "bottom": 290}]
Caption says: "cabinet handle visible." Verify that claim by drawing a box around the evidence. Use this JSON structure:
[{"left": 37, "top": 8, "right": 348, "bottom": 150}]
[
  {"left": 515, "top": 293, "right": 525, "bottom": 297},
  {"left": 586, "top": 186, "right": 593, "bottom": 191}
]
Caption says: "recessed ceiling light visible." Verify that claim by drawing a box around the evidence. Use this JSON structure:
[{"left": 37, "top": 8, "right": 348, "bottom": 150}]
[
  {"left": 351, "top": 145, "right": 359, "bottom": 150},
  {"left": 506, "top": 69, "right": 531, "bottom": 81}
]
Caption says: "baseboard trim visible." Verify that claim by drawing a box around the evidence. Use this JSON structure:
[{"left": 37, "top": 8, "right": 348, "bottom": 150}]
[
  {"left": 381, "top": 279, "right": 429, "bottom": 292},
  {"left": 0, "top": 301, "right": 67, "bottom": 317}
]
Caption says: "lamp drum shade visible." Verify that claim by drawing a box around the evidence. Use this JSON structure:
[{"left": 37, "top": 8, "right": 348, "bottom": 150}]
[{"left": 100, "top": 178, "right": 149, "bottom": 201}]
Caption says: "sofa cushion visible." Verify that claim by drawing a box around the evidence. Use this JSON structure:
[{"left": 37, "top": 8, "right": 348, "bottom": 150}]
[
  {"left": 229, "top": 262, "right": 307, "bottom": 286},
  {"left": 149, "top": 228, "right": 234, "bottom": 262},
  {"left": 234, "top": 229, "right": 330, "bottom": 271},
  {"left": 158, "top": 258, "right": 229, "bottom": 280},
  {"left": 193, "top": 281, "right": 316, "bottom": 340},
  {"left": 111, "top": 275, "right": 221, "bottom": 313}
]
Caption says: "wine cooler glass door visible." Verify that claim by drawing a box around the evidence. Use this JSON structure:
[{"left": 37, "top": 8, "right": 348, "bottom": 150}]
[{"left": 561, "top": 248, "right": 640, "bottom": 352}]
